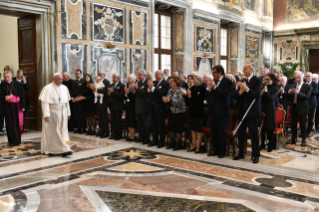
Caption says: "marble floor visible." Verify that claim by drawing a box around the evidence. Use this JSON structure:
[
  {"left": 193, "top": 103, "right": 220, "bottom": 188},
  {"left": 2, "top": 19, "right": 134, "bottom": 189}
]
[{"left": 0, "top": 131, "right": 319, "bottom": 211}]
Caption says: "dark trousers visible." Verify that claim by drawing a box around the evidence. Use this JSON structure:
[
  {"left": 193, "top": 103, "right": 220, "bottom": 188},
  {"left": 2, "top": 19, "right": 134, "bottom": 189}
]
[
  {"left": 74, "top": 103, "right": 85, "bottom": 130},
  {"left": 136, "top": 113, "right": 148, "bottom": 142},
  {"left": 97, "top": 104, "right": 109, "bottom": 135},
  {"left": 315, "top": 107, "right": 319, "bottom": 129},
  {"left": 307, "top": 108, "right": 315, "bottom": 134},
  {"left": 0, "top": 115, "right": 4, "bottom": 130},
  {"left": 291, "top": 104, "right": 307, "bottom": 140},
  {"left": 261, "top": 128, "right": 275, "bottom": 151},
  {"left": 210, "top": 112, "right": 229, "bottom": 154},
  {"left": 68, "top": 102, "right": 75, "bottom": 131},
  {"left": 238, "top": 117, "right": 260, "bottom": 157},
  {"left": 152, "top": 112, "right": 166, "bottom": 144},
  {"left": 111, "top": 107, "right": 122, "bottom": 138}
]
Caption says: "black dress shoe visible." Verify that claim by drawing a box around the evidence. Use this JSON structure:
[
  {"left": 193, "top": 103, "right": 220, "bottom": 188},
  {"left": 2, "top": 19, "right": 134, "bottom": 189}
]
[
  {"left": 252, "top": 157, "right": 259, "bottom": 164},
  {"left": 61, "top": 153, "right": 68, "bottom": 157},
  {"left": 187, "top": 148, "right": 195, "bottom": 152},
  {"left": 218, "top": 153, "right": 225, "bottom": 158},
  {"left": 207, "top": 152, "right": 218, "bottom": 156},
  {"left": 233, "top": 155, "right": 245, "bottom": 160},
  {"left": 48, "top": 153, "right": 54, "bottom": 156},
  {"left": 301, "top": 140, "right": 306, "bottom": 146},
  {"left": 195, "top": 150, "right": 201, "bottom": 154},
  {"left": 148, "top": 142, "right": 157, "bottom": 147},
  {"left": 96, "top": 132, "right": 100, "bottom": 137},
  {"left": 286, "top": 139, "right": 296, "bottom": 145},
  {"left": 101, "top": 133, "right": 108, "bottom": 138},
  {"left": 109, "top": 136, "right": 115, "bottom": 139},
  {"left": 259, "top": 145, "right": 266, "bottom": 150},
  {"left": 74, "top": 130, "right": 80, "bottom": 134},
  {"left": 115, "top": 136, "right": 122, "bottom": 140},
  {"left": 267, "top": 148, "right": 273, "bottom": 152},
  {"left": 142, "top": 140, "right": 150, "bottom": 145},
  {"left": 67, "top": 151, "right": 73, "bottom": 156},
  {"left": 79, "top": 130, "right": 84, "bottom": 134},
  {"left": 157, "top": 144, "right": 164, "bottom": 148}
]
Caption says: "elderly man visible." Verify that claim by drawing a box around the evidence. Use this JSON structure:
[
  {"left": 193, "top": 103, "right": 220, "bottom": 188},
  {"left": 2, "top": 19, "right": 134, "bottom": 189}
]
[
  {"left": 287, "top": 71, "right": 311, "bottom": 146},
  {"left": 288, "top": 70, "right": 299, "bottom": 85},
  {"left": 313, "top": 74, "right": 319, "bottom": 131},
  {"left": 108, "top": 73, "right": 125, "bottom": 140},
  {"left": 163, "top": 69, "right": 170, "bottom": 81},
  {"left": 259, "top": 68, "right": 269, "bottom": 89},
  {"left": 226, "top": 73, "right": 237, "bottom": 110},
  {"left": 13, "top": 69, "right": 30, "bottom": 129},
  {"left": 63, "top": 72, "right": 75, "bottom": 131},
  {"left": 147, "top": 70, "right": 169, "bottom": 148},
  {"left": 305, "top": 72, "right": 318, "bottom": 137},
  {"left": 278, "top": 76, "right": 290, "bottom": 113},
  {"left": 233, "top": 63, "right": 261, "bottom": 163},
  {"left": 132, "top": 70, "right": 151, "bottom": 143},
  {"left": 90, "top": 70, "right": 110, "bottom": 138},
  {"left": 0, "top": 71, "right": 26, "bottom": 146},
  {"left": 39, "top": 73, "right": 72, "bottom": 157}
]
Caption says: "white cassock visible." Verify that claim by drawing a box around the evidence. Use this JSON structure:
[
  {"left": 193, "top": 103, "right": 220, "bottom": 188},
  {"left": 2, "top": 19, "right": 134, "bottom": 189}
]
[{"left": 39, "top": 82, "right": 71, "bottom": 154}]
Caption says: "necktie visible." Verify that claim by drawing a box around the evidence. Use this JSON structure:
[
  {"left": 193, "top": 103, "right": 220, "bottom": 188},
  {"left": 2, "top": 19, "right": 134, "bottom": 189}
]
[{"left": 214, "top": 79, "right": 219, "bottom": 84}]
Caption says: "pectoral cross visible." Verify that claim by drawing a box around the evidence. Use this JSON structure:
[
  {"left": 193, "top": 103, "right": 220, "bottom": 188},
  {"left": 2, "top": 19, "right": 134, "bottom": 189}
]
[{"left": 58, "top": 97, "right": 61, "bottom": 103}]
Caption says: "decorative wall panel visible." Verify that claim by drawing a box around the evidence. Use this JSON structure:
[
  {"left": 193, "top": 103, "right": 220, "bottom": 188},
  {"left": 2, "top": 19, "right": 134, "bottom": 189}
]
[
  {"left": 175, "top": 12, "right": 184, "bottom": 52},
  {"left": 263, "top": 0, "right": 273, "bottom": 17},
  {"left": 175, "top": 55, "right": 184, "bottom": 73},
  {"left": 230, "top": 26, "right": 238, "bottom": 58},
  {"left": 130, "top": 49, "right": 146, "bottom": 76},
  {"left": 245, "top": 36, "right": 259, "bottom": 59},
  {"left": 195, "top": 57, "right": 213, "bottom": 75},
  {"left": 195, "top": 26, "right": 214, "bottom": 53},
  {"left": 62, "top": 43, "right": 87, "bottom": 80},
  {"left": 287, "top": 0, "right": 319, "bottom": 22},
  {"left": 274, "top": 43, "right": 277, "bottom": 64},
  {"left": 61, "top": 0, "right": 87, "bottom": 40},
  {"left": 230, "top": 60, "right": 238, "bottom": 73},
  {"left": 129, "top": 11, "right": 147, "bottom": 46},
  {"left": 91, "top": 46, "right": 126, "bottom": 83},
  {"left": 92, "top": 3, "right": 126, "bottom": 43},
  {"left": 281, "top": 40, "right": 298, "bottom": 60},
  {"left": 264, "top": 34, "right": 271, "bottom": 61},
  {"left": 244, "top": 0, "right": 255, "bottom": 11}
]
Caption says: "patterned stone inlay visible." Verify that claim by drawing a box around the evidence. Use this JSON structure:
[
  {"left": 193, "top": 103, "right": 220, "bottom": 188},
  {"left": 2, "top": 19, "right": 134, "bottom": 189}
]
[
  {"left": 96, "top": 191, "right": 254, "bottom": 212},
  {"left": 110, "top": 162, "right": 161, "bottom": 171},
  {"left": 107, "top": 148, "right": 156, "bottom": 161},
  {"left": 146, "top": 155, "right": 270, "bottom": 184}
]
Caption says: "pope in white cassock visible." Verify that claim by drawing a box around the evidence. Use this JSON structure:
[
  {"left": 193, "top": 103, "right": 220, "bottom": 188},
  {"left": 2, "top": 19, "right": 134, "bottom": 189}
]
[{"left": 39, "top": 73, "right": 73, "bottom": 157}]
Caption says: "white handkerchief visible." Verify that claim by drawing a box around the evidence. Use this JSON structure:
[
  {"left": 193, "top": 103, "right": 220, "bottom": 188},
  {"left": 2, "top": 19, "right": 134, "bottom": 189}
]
[
  {"left": 141, "top": 86, "right": 144, "bottom": 89},
  {"left": 159, "top": 86, "right": 162, "bottom": 89},
  {"left": 197, "top": 92, "right": 200, "bottom": 95}
]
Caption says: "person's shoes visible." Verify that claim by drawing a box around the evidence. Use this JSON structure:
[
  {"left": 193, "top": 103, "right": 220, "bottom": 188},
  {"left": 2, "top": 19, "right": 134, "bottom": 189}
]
[
  {"left": 109, "top": 136, "right": 115, "bottom": 139},
  {"left": 301, "top": 140, "right": 306, "bottom": 146},
  {"left": 79, "top": 129, "right": 84, "bottom": 134},
  {"left": 307, "top": 133, "right": 312, "bottom": 138},
  {"left": 115, "top": 136, "right": 122, "bottom": 140},
  {"left": 101, "top": 133, "right": 108, "bottom": 138},
  {"left": 166, "top": 144, "right": 173, "bottom": 149},
  {"left": 259, "top": 144, "right": 266, "bottom": 150},
  {"left": 148, "top": 142, "right": 157, "bottom": 147},
  {"left": 252, "top": 157, "right": 259, "bottom": 164},
  {"left": 96, "top": 132, "right": 100, "bottom": 137},
  {"left": 74, "top": 130, "right": 80, "bottom": 134},
  {"left": 86, "top": 131, "right": 91, "bottom": 135},
  {"left": 0, "top": 129, "right": 5, "bottom": 132},
  {"left": 207, "top": 151, "right": 218, "bottom": 156},
  {"left": 67, "top": 151, "right": 73, "bottom": 156},
  {"left": 187, "top": 148, "right": 195, "bottom": 152},
  {"left": 218, "top": 153, "right": 225, "bottom": 158},
  {"left": 157, "top": 143, "right": 164, "bottom": 148},
  {"left": 195, "top": 150, "right": 201, "bottom": 154},
  {"left": 267, "top": 148, "right": 273, "bottom": 152},
  {"left": 233, "top": 155, "right": 245, "bottom": 160},
  {"left": 61, "top": 153, "right": 68, "bottom": 157},
  {"left": 286, "top": 139, "right": 296, "bottom": 145},
  {"left": 142, "top": 141, "right": 150, "bottom": 145},
  {"left": 48, "top": 153, "right": 54, "bottom": 156}
]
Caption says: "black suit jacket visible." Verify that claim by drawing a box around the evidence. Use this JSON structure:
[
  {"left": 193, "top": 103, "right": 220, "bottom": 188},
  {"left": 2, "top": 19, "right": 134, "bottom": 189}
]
[
  {"left": 63, "top": 79, "right": 74, "bottom": 95},
  {"left": 307, "top": 81, "right": 318, "bottom": 109},
  {"left": 72, "top": 78, "right": 84, "bottom": 98},
  {"left": 12, "top": 77, "right": 30, "bottom": 111},
  {"left": 97, "top": 79, "right": 111, "bottom": 107},
  {"left": 289, "top": 83, "right": 311, "bottom": 116},
  {"left": 151, "top": 79, "right": 169, "bottom": 114},
  {"left": 134, "top": 79, "right": 151, "bottom": 114},
  {"left": 208, "top": 77, "right": 232, "bottom": 117},
  {"left": 234, "top": 76, "right": 261, "bottom": 119},
  {"left": 229, "top": 82, "right": 237, "bottom": 110},
  {"left": 278, "top": 84, "right": 291, "bottom": 106},
  {"left": 109, "top": 81, "right": 125, "bottom": 110}
]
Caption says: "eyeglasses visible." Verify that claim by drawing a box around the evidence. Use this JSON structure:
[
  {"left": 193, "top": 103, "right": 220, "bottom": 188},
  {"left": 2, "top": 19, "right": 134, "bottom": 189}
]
[
  {"left": 212, "top": 72, "right": 217, "bottom": 74},
  {"left": 264, "top": 78, "right": 271, "bottom": 81}
]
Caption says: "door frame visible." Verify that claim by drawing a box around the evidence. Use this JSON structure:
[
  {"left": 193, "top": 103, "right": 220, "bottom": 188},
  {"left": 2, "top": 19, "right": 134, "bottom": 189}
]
[{"left": 0, "top": 0, "right": 57, "bottom": 129}]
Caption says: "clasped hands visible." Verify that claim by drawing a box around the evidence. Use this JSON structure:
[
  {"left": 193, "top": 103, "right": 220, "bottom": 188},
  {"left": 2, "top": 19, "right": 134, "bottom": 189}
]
[
  {"left": 288, "top": 88, "right": 299, "bottom": 94},
  {"left": 207, "top": 81, "right": 216, "bottom": 90},
  {"left": 237, "top": 82, "right": 249, "bottom": 93},
  {"left": 162, "top": 96, "right": 170, "bottom": 103}
]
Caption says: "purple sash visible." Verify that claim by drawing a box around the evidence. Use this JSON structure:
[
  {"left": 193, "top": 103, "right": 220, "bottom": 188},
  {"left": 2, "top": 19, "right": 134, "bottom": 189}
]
[{"left": 7, "top": 96, "right": 24, "bottom": 134}]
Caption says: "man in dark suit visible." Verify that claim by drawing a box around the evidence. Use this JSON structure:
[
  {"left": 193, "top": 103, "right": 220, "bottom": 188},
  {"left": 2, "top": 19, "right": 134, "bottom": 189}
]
[
  {"left": 305, "top": 72, "right": 318, "bottom": 137},
  {"left": 147, "top": 70, "right": 169, "bottom": 148},
  {"left": 13, "top": 69, "right": 30, "bottom": 130},
  {"left": 63, "top": 72, "right": 75, "bottom": 131},
  {"left": 233, "top": 63, "right": 262, "bottom": 164},
  {"left": 286, "top": 71, "right": 311, "bottom": 146},
  {"left": 132, "top": 70, "right": 151, "bottom": 143},
  {"left": 0, "top": 73, "right": 4, "bottom": 132},
  {"left": 277, "top": 76, "right": 290, "bottom": 114},
  {"left": 71, "top": 69, "right": 85, "bottom": 134},
  {"left": 259, "top": 68, "right": 269, "bottom": 90},
  {"left": 207, "top": 65, "right": 232, "bottom": 158},
  {"left": 108, "top": 73, "right": 125, "bottom": 140},
  {"left": 313, "top": 74, "right": 319, "bottom": 131},
  {"left": 90, "top": 70, "right": 110, "bottom": 138},
  {"left": 288, "top": 71, "right": 298, "bottom": 85}
]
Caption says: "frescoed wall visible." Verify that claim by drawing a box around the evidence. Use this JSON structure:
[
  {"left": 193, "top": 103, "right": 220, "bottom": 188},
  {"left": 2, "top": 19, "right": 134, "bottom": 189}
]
[{"left": 287, "top": 0, "right": 319, "bottom": 22}]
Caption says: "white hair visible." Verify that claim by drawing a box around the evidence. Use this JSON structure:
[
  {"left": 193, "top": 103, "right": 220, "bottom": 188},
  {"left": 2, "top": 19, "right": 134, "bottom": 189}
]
[
  {"left": 313, "top": 74, "right": 318, "bottom": 79},
  {"left": 306, "top": 72, "right": 313, "bottom": 77},
  {"left": 295, "top": 71, "right": 304, "bottom": 78},
  {"left": 137, "top": 70, "right": 146, "bottom": 76},
  {"left": 4, "top": 71, "right": 12, "bottom": 76},
  {"left": 246, "top": 62, "right": 255, "bottom": 72},
  {"left": 128, "top": 74, "right": 136, "bottom": 82},
  {"left": 280, "top": 76, "right": 287, "bottom": 81},
  {"left": 112, "top": 72, "right": 120, "bottom": 79},
  {"left": 262, "top": 68, "right": 269, "bottom": 73},
  {"left": 63, "top": 72, "right": 70, "bottom": 77},
  {"left": 193, "top": 72, "right": 203, "bottom": 83},
  {"left": 53, "top": 73, "right": 62, "bottom": 78}
]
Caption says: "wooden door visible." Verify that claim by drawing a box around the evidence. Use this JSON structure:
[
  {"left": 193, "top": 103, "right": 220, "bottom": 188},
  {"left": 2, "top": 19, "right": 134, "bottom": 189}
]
[
  {"left": 309, "top": 49, "right": 319, "bottom": 74},
  {"left": 18, "top": 15, "right": 38, "bottom": 130}
]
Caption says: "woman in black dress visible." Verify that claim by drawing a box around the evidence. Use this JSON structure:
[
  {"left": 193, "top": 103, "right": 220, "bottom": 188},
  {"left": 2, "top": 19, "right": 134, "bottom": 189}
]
[
  {"left": 79, "top": 74, "right": 96, "bottom": 135},
  {"left": 187, "top": 74, "right": 206, "bottom": 153},
  {"left": 124, "top": 74, "right": 137, "bottom": 141},
  {"left": 260, "top": 73, "right": 279, "bottom": 152}
]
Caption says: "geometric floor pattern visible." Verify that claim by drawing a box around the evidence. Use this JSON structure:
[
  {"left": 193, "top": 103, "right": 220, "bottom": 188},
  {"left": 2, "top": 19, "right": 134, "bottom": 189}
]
[{"left": 1, "top": 132, "right": 319, "bottom": 211}]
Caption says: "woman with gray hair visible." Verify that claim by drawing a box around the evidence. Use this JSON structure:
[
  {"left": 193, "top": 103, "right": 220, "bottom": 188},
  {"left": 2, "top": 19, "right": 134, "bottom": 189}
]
[
  {"left": 187, "top": 73, "right": 207, "bottom": 153},
  {"left": 124, "top": 74, "right": 137, "bottom": 141}
]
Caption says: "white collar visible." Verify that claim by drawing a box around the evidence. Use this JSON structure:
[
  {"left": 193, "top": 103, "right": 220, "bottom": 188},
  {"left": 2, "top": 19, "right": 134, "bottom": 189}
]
[
  {"left": 297, "top": 81, "right": 303, "bottom": 86},
  {"left": 142, "top": 78, "right": 146, "bottom": 83},
  {"left": 157, "top": 78, "right": 163, "bottom": 84},
  {"left": 76, "top": 77, "right": 82, "bottom": 81},
  {"left": 247, "top": 74, "right": 253, "bottom": 82}
]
